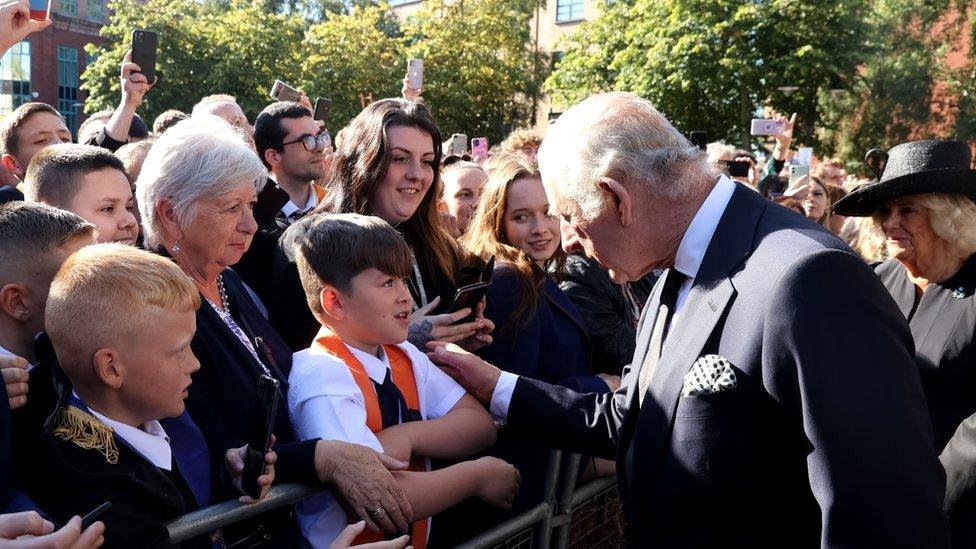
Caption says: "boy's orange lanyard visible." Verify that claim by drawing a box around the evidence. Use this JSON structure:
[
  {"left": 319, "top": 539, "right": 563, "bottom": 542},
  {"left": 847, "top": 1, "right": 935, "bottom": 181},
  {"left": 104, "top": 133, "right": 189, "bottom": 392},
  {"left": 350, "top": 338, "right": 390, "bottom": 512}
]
[{"left": 311, "top": 327, "right": 428, "bottom": 549}]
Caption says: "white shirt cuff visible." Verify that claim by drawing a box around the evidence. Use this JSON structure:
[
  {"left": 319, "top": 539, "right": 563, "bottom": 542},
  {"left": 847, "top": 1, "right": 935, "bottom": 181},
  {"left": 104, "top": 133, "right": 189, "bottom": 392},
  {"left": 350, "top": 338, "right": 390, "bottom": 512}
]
[{"left": 489, "top": 371, "right": 519, "bottom": 423}]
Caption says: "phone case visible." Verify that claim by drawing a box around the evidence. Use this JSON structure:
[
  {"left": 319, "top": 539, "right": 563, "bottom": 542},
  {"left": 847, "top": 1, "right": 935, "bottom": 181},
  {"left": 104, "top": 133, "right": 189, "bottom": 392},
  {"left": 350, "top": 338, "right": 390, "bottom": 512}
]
[
  {"left": 750, "top": 119, "right": 785, "bottom": 136},
  {"left": 407, "top": 59, "right": 424, "bottom": 89},
  {"left": 131, "top": 30, "right": 158, "bottom": 83},
  {"left": 471, "top": 138, "right": 489, "bottom": 158},
  {"left": 313, "top": 97, "right": 332, "bottom": 124},
  {"left": 241, "top": 375, "right": 280, "bottom": 499},
  {"left": 270, "top": 80, "right": 302, "bottom": 102},
  {"left": 29, "top": 0, "right": 50, "bottom": 20}
]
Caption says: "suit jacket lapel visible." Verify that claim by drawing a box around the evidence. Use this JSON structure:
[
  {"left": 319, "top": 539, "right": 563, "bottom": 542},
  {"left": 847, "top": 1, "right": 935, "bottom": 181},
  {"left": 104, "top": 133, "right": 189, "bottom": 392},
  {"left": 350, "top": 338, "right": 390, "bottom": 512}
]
[{"left": 627, "top": 183, "right": 765, "bottom": 503}]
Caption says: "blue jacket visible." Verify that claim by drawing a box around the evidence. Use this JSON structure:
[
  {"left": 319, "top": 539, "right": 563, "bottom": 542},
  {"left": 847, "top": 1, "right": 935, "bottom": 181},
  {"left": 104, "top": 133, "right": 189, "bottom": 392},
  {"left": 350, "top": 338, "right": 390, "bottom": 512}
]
[{"left": 478, "top": 263, "right": 607, "bottom": 394}]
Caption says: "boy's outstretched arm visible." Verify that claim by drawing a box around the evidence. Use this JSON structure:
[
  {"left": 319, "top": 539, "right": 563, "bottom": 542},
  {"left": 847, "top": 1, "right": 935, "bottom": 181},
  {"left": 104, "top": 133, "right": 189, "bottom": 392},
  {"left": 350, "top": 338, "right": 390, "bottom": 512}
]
[{"left": 376, "top": 394, "right": 495, "bottom": 461}]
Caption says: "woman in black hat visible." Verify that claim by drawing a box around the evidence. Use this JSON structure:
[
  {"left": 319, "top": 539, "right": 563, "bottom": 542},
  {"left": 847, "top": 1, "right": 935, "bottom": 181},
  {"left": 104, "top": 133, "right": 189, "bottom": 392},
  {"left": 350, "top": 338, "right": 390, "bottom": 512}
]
[{"left": 835, "top": 139, "right": 976, "bottom": 547}]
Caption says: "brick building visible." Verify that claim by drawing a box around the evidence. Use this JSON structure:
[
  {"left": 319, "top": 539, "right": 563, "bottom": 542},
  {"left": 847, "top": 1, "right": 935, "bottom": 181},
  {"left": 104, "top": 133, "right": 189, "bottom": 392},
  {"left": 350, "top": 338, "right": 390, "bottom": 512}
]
[{"left": 0, "top": 0, "right": 108, "bottom": 138}]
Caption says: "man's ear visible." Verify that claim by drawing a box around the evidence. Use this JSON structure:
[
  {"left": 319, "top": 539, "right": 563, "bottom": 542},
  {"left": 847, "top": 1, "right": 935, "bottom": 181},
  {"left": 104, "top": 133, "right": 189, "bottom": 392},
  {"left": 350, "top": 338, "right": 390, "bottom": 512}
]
[
  {"left": 263, "top": 148, "right": 281, "bottom": 171},
  {"left": 0, "top": 283, "right": 30, "bottom": 322},
  {"left": 597, "top": 177, "right": 632, "bottom": 227},
  {"left": 92, "top": 348, "right": 124, "bottom": 390},
  {"left": 1, "top": 154, "right": 23, "bottom": 181},
  {"left": 320, "top": 286, "right": 344, "bottom": 321}
]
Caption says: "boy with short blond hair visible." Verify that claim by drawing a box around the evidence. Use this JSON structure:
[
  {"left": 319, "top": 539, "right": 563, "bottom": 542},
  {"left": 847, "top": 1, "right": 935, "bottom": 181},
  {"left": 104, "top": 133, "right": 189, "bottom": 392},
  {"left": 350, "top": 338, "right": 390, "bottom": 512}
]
[
  {"left": 289, "top": 213, "right": 519, "bottom": 548},
  {"left": 23, "top": 244, "right": 274, "bottom": 548}
]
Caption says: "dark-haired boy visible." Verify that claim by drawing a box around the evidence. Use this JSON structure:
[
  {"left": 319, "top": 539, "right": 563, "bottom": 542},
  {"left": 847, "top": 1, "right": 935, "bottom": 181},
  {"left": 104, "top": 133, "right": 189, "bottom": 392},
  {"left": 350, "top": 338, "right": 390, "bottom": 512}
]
[
  {"left": 289, "top": 213, "right": 518, "bottom": 548},
  {"left": 24, "top": 143, "right": 139, "bottom": 245}
]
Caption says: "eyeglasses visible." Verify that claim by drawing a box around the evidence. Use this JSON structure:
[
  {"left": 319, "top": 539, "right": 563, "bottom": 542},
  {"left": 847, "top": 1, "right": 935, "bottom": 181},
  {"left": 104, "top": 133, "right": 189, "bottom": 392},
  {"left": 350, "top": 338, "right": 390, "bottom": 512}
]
[{"left": 280, "top": 130, "right": 331, "bottom": 152}]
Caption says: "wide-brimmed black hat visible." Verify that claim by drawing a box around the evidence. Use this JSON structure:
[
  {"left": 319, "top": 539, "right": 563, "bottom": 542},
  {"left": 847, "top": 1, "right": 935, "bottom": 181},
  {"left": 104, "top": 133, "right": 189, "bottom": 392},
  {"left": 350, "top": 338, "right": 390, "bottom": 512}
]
[{"left": 833, "top": 139, "right": 976, "bottom": 216}]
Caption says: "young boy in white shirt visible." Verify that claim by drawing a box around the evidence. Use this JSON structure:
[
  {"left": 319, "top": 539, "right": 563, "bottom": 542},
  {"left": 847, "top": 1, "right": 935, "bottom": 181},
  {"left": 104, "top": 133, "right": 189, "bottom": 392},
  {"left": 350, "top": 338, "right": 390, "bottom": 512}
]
[
  {"left": 289, "top": 213, "right": 519, "bottom": 548},
  {"left": 24, "top": 244, "right": 275, "bottom": 547}
]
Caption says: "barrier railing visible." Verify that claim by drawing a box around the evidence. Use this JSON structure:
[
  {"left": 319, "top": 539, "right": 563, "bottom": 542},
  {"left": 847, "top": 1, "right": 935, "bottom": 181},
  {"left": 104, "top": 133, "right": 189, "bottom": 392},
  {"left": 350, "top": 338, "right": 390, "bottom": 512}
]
[{"left": 165, "top": 450, "right": 619, "bottom": 548}]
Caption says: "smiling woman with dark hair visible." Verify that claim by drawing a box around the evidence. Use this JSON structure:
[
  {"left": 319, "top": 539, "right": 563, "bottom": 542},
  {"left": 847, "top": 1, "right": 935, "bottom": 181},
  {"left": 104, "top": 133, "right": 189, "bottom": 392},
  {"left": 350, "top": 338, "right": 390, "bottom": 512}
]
[{"left": 269, "top": 98, "right": 493, "bottom": 353}]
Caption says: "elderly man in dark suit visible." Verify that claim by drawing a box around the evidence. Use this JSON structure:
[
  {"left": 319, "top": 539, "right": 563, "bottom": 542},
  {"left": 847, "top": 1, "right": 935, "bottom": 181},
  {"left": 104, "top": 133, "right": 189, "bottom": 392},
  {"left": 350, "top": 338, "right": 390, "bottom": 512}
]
[{"left": 430, "top": 92, "right": 948, "bottom": 547}]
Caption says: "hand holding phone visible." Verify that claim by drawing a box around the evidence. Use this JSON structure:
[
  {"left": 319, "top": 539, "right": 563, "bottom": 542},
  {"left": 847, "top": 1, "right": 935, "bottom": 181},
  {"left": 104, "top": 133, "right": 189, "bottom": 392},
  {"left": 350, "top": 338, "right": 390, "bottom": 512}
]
[
  {"left": 241, "top": 375, "right": 279, "bottom": 500},
  {"left": 131, "top": 29, "right": 158, "bottom": 83},
  {"left": 407, "top": 58, "right": 424, "bottom": 90},
  {"left": 313, "top": 97, "right": 332, "bottom": 127},
  {"left": 750, "top": 118, "right": 786, "bottom": 136},
  {"left": 80, "top": 502, "right": 112, "bottom": 530}
]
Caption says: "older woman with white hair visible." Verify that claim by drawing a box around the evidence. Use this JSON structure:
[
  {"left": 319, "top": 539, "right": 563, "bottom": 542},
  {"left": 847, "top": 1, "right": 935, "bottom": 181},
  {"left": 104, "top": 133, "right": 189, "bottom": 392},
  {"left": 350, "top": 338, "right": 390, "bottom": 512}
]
[{"left": 136, "top": 115, "right": 415, "bottom": 545}]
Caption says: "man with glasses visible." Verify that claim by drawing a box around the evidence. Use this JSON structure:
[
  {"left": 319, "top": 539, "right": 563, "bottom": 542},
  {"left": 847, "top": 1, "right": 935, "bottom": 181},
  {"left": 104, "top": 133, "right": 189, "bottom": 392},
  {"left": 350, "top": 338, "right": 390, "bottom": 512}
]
[{"left": 237, "top": 101, "right": 331, "bottom": 302}]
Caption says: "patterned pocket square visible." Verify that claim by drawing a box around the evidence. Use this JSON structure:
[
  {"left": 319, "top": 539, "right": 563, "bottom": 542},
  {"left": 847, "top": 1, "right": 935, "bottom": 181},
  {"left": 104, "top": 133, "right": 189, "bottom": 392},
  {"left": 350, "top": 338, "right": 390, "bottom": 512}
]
[{"left": 681, "top": 354, "right": 737, "bottom": 397}]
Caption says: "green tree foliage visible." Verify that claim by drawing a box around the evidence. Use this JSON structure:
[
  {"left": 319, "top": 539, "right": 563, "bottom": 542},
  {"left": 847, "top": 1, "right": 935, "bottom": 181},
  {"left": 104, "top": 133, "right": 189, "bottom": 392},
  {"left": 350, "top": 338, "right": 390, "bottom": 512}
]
[
  {"left": 82, "top": 0, "right": 541, "bottom": 142},
  {"left": 299, "top": 5, "right": 403, "bottom": 128},
  {"left": 547, "top": 0, "right": 869, "bottom": 149},
  {"left": 819, "top": 0, "right": 964, "bottom": 169},
  {"left": 83, "top": 0, "right": 305, "bottom": 121},
  {"left": 401, "top": 0, "right": 544, "bottom": 142}
]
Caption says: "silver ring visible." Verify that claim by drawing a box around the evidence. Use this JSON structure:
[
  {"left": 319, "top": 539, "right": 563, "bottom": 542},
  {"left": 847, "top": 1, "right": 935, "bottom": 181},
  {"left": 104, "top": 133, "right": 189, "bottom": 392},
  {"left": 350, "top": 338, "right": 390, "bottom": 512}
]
[{"left": 369, "top": 505, "right": 384, "bottom": 516}]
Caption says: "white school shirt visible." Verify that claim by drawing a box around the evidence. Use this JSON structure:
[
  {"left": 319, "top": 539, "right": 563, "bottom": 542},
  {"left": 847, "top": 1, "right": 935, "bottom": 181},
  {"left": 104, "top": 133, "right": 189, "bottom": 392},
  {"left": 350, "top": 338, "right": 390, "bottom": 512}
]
[
  {"left": 72, "top": 391, "right": 173, "bottom": 470},
  {"left": 288, "top": 340, "right": 466, "bottom": 548},
  {"left": 489, "top": 175, "right": 738, "bottom": 420}
]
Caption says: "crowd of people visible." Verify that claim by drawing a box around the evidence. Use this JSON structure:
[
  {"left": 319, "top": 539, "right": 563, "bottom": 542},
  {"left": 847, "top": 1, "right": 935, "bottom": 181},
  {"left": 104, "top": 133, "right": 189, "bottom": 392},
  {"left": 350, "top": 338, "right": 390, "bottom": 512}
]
[{"left": 3, "top": 0, "right": 976, "bottom": 547}]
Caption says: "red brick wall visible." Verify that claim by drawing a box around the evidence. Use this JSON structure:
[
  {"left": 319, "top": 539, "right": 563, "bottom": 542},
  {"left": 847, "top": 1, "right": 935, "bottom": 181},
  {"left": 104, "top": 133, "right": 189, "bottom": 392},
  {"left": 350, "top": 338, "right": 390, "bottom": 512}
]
[{"left": 25, "top": 9, "right": 107, "bottom": 135}]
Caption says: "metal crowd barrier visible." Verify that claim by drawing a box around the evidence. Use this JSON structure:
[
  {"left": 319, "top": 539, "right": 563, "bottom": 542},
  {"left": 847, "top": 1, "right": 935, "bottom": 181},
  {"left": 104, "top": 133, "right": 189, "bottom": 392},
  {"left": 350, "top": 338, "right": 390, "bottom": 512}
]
[{"left": 165, "top": 451, "right": 621, "bottom": 548}]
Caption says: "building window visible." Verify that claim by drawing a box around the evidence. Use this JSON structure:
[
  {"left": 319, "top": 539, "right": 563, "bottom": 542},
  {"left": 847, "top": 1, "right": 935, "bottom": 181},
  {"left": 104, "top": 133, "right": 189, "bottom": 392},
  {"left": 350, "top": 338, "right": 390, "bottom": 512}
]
[
  {"left": 0, "top": 41, "right": 31, "bottom": 118},
  {"left": 59, "top": 0, "right": 76, "bottom": 15},
  {"left": 556, "top": 0, "right": 584, "bottom": 22},
  {"left": 58, "top": 46, "right": 79, "bottom": 136},
  {"left": 86, "top": 0, "right": 102, "bottom": 21}
]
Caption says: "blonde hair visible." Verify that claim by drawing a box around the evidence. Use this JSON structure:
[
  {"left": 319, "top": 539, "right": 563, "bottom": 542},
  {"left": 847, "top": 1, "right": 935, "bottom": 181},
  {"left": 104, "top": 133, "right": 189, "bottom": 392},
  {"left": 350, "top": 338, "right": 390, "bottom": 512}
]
[
  {"left": 462, "top": 154, "right": 562, "bottom": 331},
  {"left": 499, "top": 128, "right": 542, "bottom": 155},
  {"left": 841, "top": 216, "right": 888, "bottom": 264},
  {"left": 872, "top": 193, "right": 976, "bottom": 260},
  {"left": 46, "top": 243, "right": 200, "bottom": 379},
  {"left": 537, "top": 92, "right": 710, "bottom": 223}
]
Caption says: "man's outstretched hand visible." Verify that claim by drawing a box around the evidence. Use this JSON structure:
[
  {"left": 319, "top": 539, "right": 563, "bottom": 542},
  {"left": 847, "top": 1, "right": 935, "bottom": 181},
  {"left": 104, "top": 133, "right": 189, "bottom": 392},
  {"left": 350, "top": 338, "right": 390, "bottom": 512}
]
[{"left": 426, "top": 342, "right": 501, "bottom": 406}]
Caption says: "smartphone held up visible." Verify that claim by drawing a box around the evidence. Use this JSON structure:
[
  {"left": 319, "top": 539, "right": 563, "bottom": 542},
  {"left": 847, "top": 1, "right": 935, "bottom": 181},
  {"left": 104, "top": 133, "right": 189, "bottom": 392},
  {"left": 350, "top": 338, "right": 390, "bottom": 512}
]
[
  {"left": 270, "top": 79, "right": 302, "bottom": 103},
  {"left": 407, "top": 58, "right": 424, "bottom": 90},
  {"left": 131, "top": 29, "right": 159, "bottom": 83},
  {"left": 29, "top": 0, "right": 51, "bottom": 20}
]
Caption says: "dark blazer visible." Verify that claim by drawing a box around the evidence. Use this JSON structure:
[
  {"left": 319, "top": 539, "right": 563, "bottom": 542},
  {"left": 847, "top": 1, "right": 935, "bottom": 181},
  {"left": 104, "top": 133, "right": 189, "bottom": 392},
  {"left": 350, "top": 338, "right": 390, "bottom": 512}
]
[
  {"left": 23, "top": 407, "right": 208, "bottom": 548},
  {"left": 479, "top": 264, "right": 603, "bottom": 393},
  {"left": 503, "top": 183, "right": 948, "bottom": 547},
  {"left": 942, "top": 413, "right": 976, "bottom": 547},
  {"left": 234, "top": 178, "right": 290, "bottom": 304},
  {"left": 187, "top": 267, "right": 319, "bottom": 487},
  {"left": 0, "top": 185, "right": 23, "bottom": 204},
  {"left": 560, "top": 253, "right": 657, "bottom": 375},
  {"left": 876, "top": 254, "right": 976, "bottom": 450}
]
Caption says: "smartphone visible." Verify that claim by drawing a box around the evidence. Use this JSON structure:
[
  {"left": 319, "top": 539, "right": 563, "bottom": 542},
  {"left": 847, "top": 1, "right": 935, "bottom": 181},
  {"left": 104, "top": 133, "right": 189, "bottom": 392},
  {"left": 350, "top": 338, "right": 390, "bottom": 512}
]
[
  {"left": 724, "top": 160, "right": 751, "bottom": 177},
  {"left": 789, "top": 164, "right": 810, "bottom": 188},
  {"left": 407, "top": 58, "right": 424, "bottom": 90},
  {"left": 29, "top": 0, "right": 51, "bottom": 20},
  {"left": 131, "top": 30, "right": 158, "bottom": 83},
  {"left": 450, "top": 133, "right": 468, "bottom": 156},
  {"left": 313, "top": 97, "right": 332, "bottom": 126},
  {"left": 241, "top": 375, "right": 280, "bottom": 500},
  {"left": 471, "top": 137, "right": 489, "bottom": 159},
  {"left": 447, "top": 256, "right": 494, "bottom": 322},
  {"left": 750, "top": 118, "right": 786, "bottom": 136},
  {"left": 270, "top": 79, "right": 302, "bottom": 103},
  {"left": 80, "top": 502, "right": 112, "bottom": 530},
  {"left": 796, "top": 146, "right": 814, "bottom": 166},
  {"left": 689, "top": 131, "right": 708, "bottom": 151}
]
